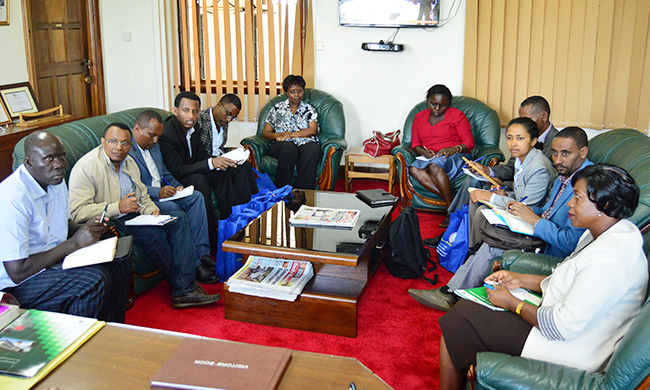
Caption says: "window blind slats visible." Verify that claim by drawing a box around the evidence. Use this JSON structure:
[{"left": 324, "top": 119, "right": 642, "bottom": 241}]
[
  {"left": 464, "top": 0, "right": 650, "bottom": 133},
  {"left": 174, "top": 1, "right": 313, "bottom": 120}
]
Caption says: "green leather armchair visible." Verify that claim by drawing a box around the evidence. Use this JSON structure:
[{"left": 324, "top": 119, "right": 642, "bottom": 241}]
[
  {"left": 472, "top": 128, "right": 650, "bottom": 389},
  {"left": 392, "top": 96, "right": 504, "bottom": 211},
  {"left": 470, "top": 254, "right": 650, "bottom": 390},
  {"left": 240, "top": 88, "right": 347, "bottom": 190},
  {"left": 12, "top": 107, "right": 173, "bottom": 297}
]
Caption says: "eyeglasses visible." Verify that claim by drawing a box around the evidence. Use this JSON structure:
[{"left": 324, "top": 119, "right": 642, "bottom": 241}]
[
  {"left": 105, "top": 139, "right": 131, "bottom": 147},
  {"left": 225, "top": 110, "right": 238, "bottom": 121}
]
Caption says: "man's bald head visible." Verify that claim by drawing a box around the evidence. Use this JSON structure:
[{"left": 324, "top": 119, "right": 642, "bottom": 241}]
[{"left": 23, "top": 131, "right": 67, "bottom": 189}]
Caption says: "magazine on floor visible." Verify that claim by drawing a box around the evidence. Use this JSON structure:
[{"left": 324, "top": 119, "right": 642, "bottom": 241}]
[
  {"left": 289, "top": 205, "right": 360, "bottom": 229},
  {"left": 226, "top": 256, "right": 314, "bottom": 302}
]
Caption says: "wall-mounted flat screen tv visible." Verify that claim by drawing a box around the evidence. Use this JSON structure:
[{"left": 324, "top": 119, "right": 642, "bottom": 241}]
[{"left": 339, "top": 0, "right": 440, "bottom": 28}]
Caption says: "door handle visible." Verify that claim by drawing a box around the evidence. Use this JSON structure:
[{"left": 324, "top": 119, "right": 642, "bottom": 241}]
[{"left": 84, "top": 76, "right": 95, "bottom": 84}]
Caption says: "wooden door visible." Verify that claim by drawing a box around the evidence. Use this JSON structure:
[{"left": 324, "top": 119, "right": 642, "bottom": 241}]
[{"left": 24, "top": 0, "right": 105, "bottom": 119}]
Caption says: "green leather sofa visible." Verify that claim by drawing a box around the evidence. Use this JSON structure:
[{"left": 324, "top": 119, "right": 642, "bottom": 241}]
[
  {"left": 392, "top": 96, "right": 504, "bottom": 211},
  {"left": 470, "top": 128, "right": 650, "bottom": 389},
  {"left": 240, "top": 88, "right": 347, "bottom": 191},
  {"left": 12, "top": 107, "right": 173, "bottom": 297}
]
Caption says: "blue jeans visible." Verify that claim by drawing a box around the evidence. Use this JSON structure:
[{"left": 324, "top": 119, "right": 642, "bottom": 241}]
[
  {"left": 447, "top": 243, "right": 505, "bottom": 291},
  {"left": 156, "top": 191, "right": 211, "bottom": 263},
  {"left": 122, "top": 211, "right": 195, "bottom": 297}
]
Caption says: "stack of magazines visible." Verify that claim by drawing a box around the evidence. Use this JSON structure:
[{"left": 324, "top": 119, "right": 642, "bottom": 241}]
[{"left": 226, "top": 256, "right": 314, "bottom": 301}]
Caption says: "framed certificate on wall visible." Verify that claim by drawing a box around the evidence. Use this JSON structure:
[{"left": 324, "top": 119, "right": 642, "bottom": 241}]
[
  {"left": 0, "top": 83, "right": 39, "bottom": 118},
  {"left": 0, "top": 0, "right": 8, "bottom": 26},
  {"left": 0, "top": 99, "right": 10, "bottom": 125}
]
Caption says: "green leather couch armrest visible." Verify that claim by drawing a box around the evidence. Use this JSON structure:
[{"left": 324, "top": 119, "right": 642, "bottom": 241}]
[
  {"left": 321, "top": 137, "right": 347, "bottom": 152},
  {"left": 472, "top": 352, "right": 605, "bottom": 390},
  {"left": 392, "top": 143, "right": 417, "bottom": 166},
  {"left": 496, "top": 250, "right": 562, "bottom": 276},
  {"left": 241, "top": 135, "right": 270, "bottom": 166}
]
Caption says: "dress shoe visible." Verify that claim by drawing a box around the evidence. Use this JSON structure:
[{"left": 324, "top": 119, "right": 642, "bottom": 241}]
[
  {"left": 439, "top": 214, "right": 450, "bottom": 228},
  {"left": 195, "top": 265, "right": 220, "bottom": 284},
  {"left": 423, "top": 234, "right": 444, "bottom": 248},
  {"left": 172, "top": 288, "right": 221, "bottom": 308},
  {"left": 408, "top": 287, "right": 458, "bottom": 312},
  {"left": 199, "top": 254, "right": 216, "bottom": 270}
]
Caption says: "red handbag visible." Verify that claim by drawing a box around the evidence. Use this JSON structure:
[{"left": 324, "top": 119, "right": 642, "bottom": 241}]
[{"left": 363, "top": 130, "right": 401, "bottom": 157}]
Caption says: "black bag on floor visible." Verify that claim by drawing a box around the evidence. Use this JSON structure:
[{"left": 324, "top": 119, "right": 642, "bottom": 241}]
[{"left": 385, "top": 207, "right": 437, "bottom": 284}]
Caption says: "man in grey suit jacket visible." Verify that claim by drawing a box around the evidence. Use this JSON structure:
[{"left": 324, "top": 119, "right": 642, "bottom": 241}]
[{"left": 129, "top": 110, "right": 218, "bottom": 283}]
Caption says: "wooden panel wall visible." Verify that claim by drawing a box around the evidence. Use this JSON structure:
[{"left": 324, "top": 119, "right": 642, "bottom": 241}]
[{"left": 464, "top": 0, "right": 650, "bottom": 133}]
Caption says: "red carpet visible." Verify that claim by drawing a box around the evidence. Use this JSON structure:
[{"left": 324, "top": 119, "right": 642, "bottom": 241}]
[{"left": 125, "top": 178, "right": 453, "bottom": 389}]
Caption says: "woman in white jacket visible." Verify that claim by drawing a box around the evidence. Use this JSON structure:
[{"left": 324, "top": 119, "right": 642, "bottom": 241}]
[{"left": 438, "top": 164, "right": 648, "bottom": 390}]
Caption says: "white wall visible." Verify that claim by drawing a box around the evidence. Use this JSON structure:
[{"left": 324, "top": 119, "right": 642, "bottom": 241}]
[
  {"left": 99, "top": 0, "right": 168, "bottom": 113},
  {"left": 312, "top": 0, "right": 466, "bottom": 148},
  {"left": 0, "top": 0, "right": 29, "bottom": 85}
]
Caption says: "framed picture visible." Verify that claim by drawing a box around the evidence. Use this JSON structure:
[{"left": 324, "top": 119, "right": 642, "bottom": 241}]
[
  {"left": 0, "top": 99, "right": 10, "bottom": 125},
  {"left": 0, "top": 0, "right": 8, "bottom": 26},
  {"left": 0, "top": 83, "right": 38, "bottom": 119}
]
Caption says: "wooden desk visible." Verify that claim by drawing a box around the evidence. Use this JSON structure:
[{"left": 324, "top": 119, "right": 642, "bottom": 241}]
[
  {"left": 0, "top": 116, "right": 75, "bottom": 180},
  {"left": 36, "top": 323, "right": 392, "bottom": 389},
  {"left": 223, "top": 191, "right": 396, "bottom": 337},
  {"left": 345, "top": 147, "right": 395, "bottom": 193}
]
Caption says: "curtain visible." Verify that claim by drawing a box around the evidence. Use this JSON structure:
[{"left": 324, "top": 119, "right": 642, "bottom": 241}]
[{"left": 464, "top": 0, "right": 650, "bottom": 133}]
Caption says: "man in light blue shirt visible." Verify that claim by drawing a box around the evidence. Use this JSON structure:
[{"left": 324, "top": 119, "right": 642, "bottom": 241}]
[{"left": 0, "top": 131, "right": 130, "bottom": 322}]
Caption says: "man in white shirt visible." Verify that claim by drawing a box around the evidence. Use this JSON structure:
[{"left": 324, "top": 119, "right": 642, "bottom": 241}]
[{"left": 0, "top": 131, "right": 130, "bottom": 321}]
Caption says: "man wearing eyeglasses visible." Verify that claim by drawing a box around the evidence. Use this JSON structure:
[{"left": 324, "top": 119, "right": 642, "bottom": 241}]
[
  {"left": 195, "top": 93, "right": 258, "bottom": 210},
  {"left": 68, "top": 122, "right": 222, "bottom": 309}
]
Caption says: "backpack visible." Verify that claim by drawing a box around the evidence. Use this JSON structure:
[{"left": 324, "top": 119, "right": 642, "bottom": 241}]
[{"left": 385, "top": 207, "right": 438, "bottom": 284}]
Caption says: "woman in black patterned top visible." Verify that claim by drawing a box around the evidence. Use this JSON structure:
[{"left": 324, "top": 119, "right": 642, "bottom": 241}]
[{"left": 262, "top": 75, "right": 321, "bottom": 189}]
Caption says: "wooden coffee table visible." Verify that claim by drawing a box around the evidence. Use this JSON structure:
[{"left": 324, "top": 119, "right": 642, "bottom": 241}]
[
  {"left": 36, "top": 323, "right": 392, "bottom": 389},
  {"left": 222, "top": 190, "right": 397, "bottom": 337}
]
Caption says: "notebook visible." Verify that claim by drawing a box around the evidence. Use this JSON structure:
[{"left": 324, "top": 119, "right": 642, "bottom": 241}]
[{"left": 356, "top": 189, "right": 398, "bottom": 207}]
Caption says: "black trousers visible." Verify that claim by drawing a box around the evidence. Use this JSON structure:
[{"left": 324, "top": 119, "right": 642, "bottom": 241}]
[
  {"left": 439, "top": 299, "right": 532, "bottom": 374},
  {"left": 268, "top": 141, "right": 321, "bottom": 190},
  {"left": 6, "top": 257, "right": 131, "bottom": 323}
]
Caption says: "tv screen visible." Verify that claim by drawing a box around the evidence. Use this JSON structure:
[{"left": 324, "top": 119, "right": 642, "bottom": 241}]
[{"left": 339, "top": 0, "right": 440, "bottom": 28}]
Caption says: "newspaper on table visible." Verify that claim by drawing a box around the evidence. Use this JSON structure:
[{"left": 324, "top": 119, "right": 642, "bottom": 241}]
[
  {"left": 226, "top": 256, "right": 314, "bottom": 301},
  {"left": 288, "top": 205, "right": 360, "bottom": 229}
]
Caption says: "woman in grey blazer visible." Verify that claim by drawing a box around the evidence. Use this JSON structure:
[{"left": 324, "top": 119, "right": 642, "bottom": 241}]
[{"left": 469, "top": 117, "right": 555, "bottom": 208}]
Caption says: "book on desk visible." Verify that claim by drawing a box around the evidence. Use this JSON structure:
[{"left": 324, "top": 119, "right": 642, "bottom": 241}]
[
  {"left": 151, "top": 338, "right": 292, "bottom": 390},
  {"left": 0, "top": 310, "right": 104, "bottom": 389}
]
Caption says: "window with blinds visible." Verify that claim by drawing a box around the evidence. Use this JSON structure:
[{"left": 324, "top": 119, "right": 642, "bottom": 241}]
[
  {"left": 464, "top": 0, "right": 650, "bottom": 134},
  {"left": 176, "top": 0, "right": 312, "bottom": 120}
]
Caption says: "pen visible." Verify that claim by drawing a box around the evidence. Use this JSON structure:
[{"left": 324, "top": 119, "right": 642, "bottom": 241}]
[
  {"left": 162, "top": 177, "right": 171, "bottom": 187},
  {"left": 490, "top": 186, "right": 507, "bottom": 192},
  {"left": 99, "top": 203, "right": 108, "bottom": 222},
  {"left": 519, "top": 196, "right": 528, "bottom": 204},
  {"left": 463, "top": 155, "right": 485, "bottom": 168},
  {"left": 136, "top": 201, "right": 146, "bottom": 209}
]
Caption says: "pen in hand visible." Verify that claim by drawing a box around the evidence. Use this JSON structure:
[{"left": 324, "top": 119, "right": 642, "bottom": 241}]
[
  {"left": 490, "top": 186, "right": 507, "bottom": 192},
  {"left": 98, "top": 203, "right": 108, "bottom": 224}
]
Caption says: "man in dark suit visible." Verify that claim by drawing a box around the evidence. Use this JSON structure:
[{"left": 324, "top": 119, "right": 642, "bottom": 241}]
[
  {"left": 128, "top": 110, "right": 218, "bottom": 283},
  {"left": 159, "top": 92, "right": 258, "bottom": 234}
]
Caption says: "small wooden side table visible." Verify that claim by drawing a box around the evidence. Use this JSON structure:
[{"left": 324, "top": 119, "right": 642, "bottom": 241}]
[{"left": 345, "top": 147, "right": 395, "bottom": 193}]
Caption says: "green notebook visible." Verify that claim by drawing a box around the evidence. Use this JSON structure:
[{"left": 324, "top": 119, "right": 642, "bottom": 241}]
[
  {"left": 454, "top": 286, "right": 542, "bottom": 311},
  {"left": 0, "top": 310, "right": 98, "bottom": 378}
]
